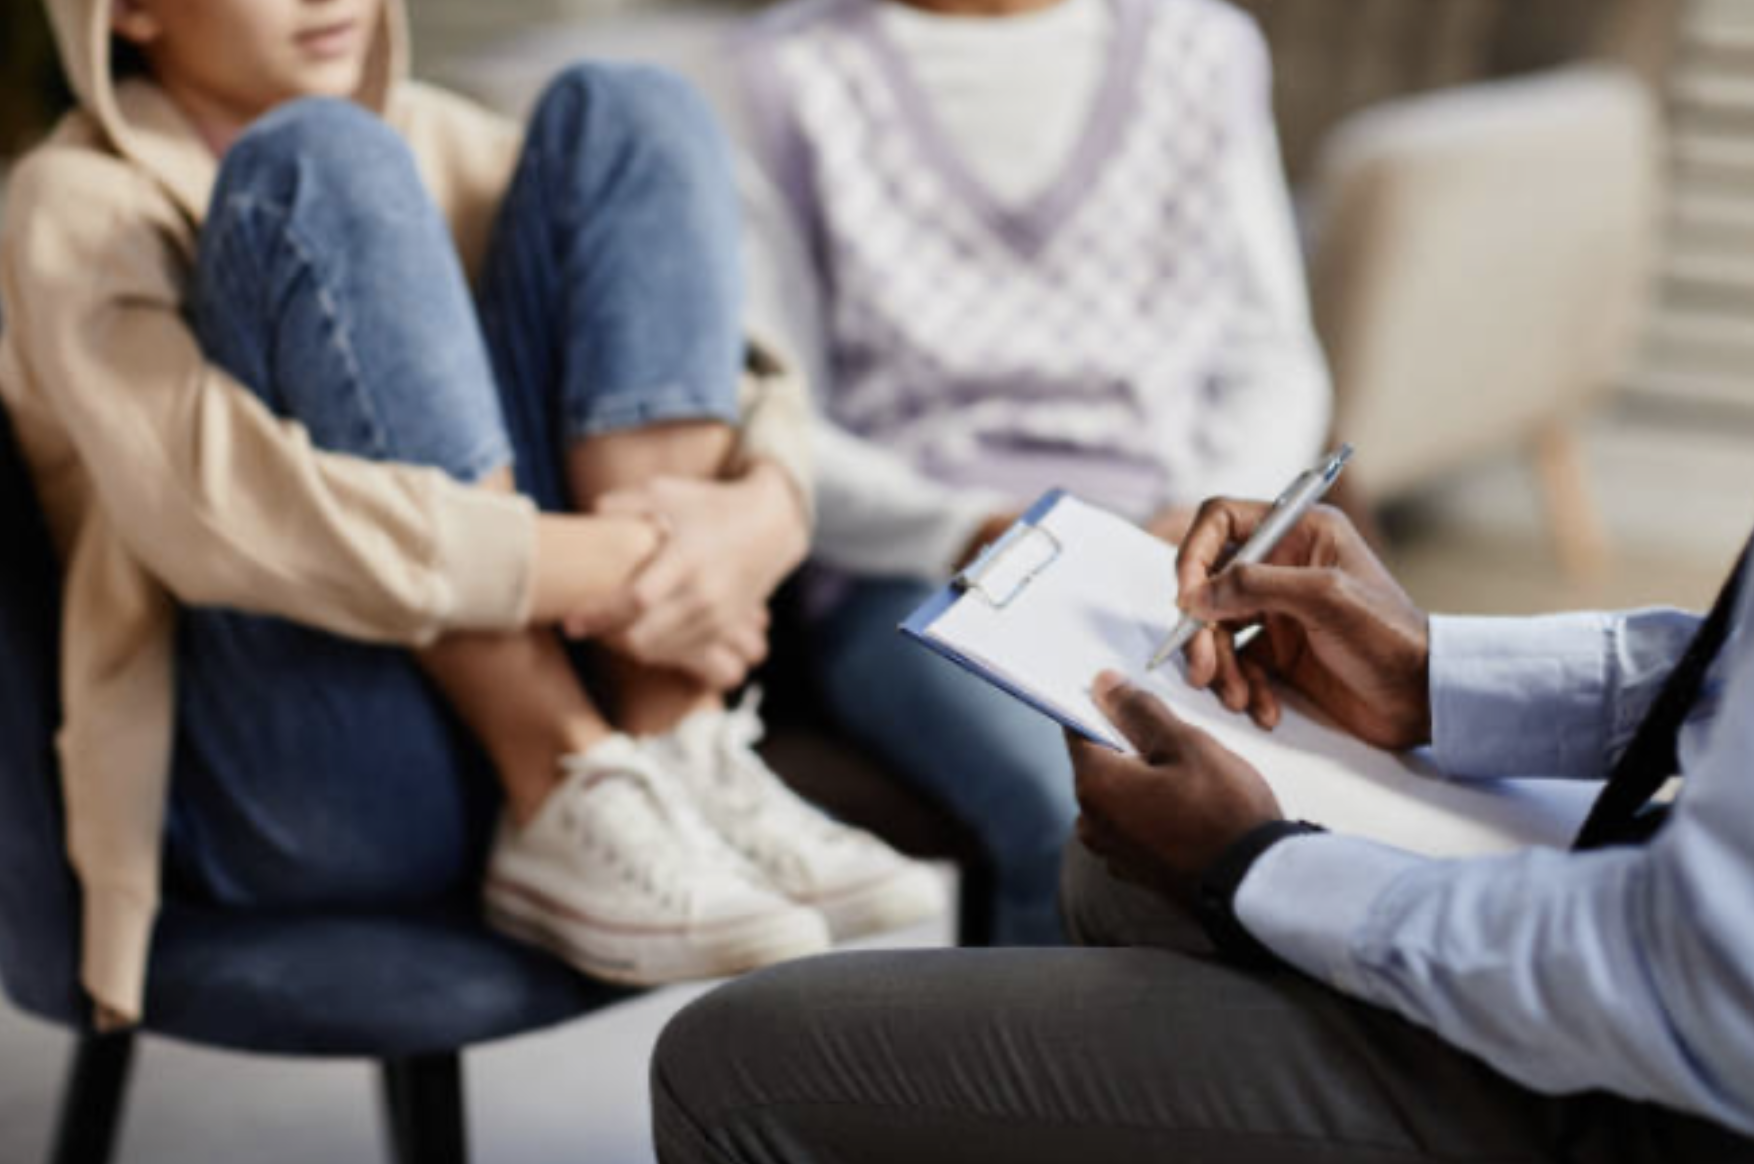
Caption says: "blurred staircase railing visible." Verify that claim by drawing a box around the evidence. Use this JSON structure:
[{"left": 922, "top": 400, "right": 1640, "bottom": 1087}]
[{"left": 1629, "top": 0, "right": 1754, "bottom": 416}]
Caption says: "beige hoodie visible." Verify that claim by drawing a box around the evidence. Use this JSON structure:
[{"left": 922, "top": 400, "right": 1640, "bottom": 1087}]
[{"left": 0, "top": 0, "right": 811, "bottom": 1026}]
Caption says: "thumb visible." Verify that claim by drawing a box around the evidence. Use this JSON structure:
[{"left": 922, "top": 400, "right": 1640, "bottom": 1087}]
[{"left": 1092, "top": 672, "right": 1188, "bottom": 762}]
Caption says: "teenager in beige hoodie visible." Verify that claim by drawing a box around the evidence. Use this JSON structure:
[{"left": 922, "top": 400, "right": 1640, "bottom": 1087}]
[{"left": 0, "top": 0, "right": 941, "bottom": 1027}]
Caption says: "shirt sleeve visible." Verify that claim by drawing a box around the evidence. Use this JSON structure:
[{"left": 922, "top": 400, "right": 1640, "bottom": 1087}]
[
  {"left": 1234, "top": 602, "right": 1754, "bottom": 1136},
  {"left": 3, "top": 153, "right": 536, "bottom": 648},
  {"left": 1429, "top": 609, "right": 1702, "bottom": 779},
  {"left": 811, "top": 418, "right": 1006, "bottom": 578},
  {"left": 731, "top": 338, "right": 817, "bottom": 523},
  {"left": 1182, "top": 21, "right": 1331, "bottom": 502}
]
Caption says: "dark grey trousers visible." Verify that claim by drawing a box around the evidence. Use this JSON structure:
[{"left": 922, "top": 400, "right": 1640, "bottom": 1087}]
[{"left": 652, "top": 841, "right": 1754, "bottom": 1163}]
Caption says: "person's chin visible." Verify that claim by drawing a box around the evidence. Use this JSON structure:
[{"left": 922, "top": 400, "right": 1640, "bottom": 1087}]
[{"left": 294, "top": 58, "right": 369, "bottom": 100}]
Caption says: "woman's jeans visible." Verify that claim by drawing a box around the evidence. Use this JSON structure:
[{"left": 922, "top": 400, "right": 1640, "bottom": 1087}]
[
  {"left": 813, "top": 579, "right": 1077, "bottom": 945},
  {"left": 165, "top": 64, "right": 742, "bottom": 908}
]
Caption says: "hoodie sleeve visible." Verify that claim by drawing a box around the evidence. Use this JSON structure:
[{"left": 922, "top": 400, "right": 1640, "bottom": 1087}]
[{"left": 1, "top": 150, "right": 536, "bottom": 647}]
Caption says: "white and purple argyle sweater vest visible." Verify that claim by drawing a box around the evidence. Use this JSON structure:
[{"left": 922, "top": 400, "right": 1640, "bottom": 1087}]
[{"left": 739, "top": 0, "right": 1268, "bottom": 518}]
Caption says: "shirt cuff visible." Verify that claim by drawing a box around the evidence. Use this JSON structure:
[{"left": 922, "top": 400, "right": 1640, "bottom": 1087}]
[
  {"left": 1233, "top": 833, "right": 1424, "bottom": 993},
  {"left": 1429, "top": 613, "right": 1612, "bottom": 779},
  {"left": 733, "top": 344, "right": 817, "bottom": 525}
]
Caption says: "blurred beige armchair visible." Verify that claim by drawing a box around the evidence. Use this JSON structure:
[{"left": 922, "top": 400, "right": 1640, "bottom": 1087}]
[{"left": 1305, "top": 67, "right": 1662, "bottom": 577}]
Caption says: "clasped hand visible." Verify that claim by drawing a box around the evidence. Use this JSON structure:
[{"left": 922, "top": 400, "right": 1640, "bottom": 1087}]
[
  {"left": 1070, "top": 498, "right": 1434, "bottom": 899},
  {"left": 570, "top": 462, "right": 808, "bottom": 690}
]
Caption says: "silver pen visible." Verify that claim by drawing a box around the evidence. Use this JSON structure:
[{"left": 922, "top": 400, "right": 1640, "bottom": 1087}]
[{"left": 1147, "top": 445, "right": 1354, "bottom": 671}]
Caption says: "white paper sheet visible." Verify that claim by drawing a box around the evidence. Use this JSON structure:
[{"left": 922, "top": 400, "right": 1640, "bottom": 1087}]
[{"left": 925, "top": 495, "right": 1596, "bottom": 856}]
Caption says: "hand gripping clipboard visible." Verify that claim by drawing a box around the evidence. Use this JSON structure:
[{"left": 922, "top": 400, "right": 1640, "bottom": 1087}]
[{"left": 898, "top": 489, "right": 1600, "bottom": 855}]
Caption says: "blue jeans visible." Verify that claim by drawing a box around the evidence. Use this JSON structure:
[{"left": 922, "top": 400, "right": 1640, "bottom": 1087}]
[
  {"left": 813, "top": 579, "right": 1077, "bottom": 944},
  {"left": 165, "top": 64, "right": 743, "bottom": 909}
]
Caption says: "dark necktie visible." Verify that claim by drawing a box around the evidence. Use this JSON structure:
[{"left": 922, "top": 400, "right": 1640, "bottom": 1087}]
[{"left": 1573, "top": 542, "right": 1750, "bottom": 850}]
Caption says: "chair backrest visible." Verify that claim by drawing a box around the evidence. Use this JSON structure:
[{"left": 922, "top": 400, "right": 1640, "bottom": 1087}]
[
  {"left": 1307, "top": 66, "right": 1659, "bottom": 498},
  {"left": 0, "top": 401, "right": 83, "bottom": 1023},
  {"left": 1231, "top": 0, "right": 1670, "bottom": 185}
]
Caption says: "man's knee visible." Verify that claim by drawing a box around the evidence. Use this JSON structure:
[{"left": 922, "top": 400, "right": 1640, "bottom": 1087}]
[
  {"left": 651, "top": 990, "right": 718, "bottom": 1157},
  {"left": 652, "top": 964, "right": 802, "bottom": 1154},
  {"left": 1057, "top": 835, "right": 1212, "bottom": 953},
  {"left": 1057, "top": 835, "right": 1110, "bottom": 946}
]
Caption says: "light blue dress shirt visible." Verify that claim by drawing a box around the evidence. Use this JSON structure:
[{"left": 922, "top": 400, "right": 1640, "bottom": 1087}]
[{"left": 1234, "top": 588, "right": 1754, "bottom": 1135}]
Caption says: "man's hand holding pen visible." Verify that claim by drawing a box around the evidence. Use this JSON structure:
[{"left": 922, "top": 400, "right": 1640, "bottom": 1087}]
[
  {"left": 1175, "top": 497, "right": 1434, "bottom": 751},
  {"left": 1068, "top": 494, "right": 1435, "bottom": 898}
]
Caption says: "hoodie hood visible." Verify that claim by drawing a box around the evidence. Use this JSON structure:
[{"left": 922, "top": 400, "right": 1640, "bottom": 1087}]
[{"left": 42, "top": 0, "right": 410, "bottom": 220}]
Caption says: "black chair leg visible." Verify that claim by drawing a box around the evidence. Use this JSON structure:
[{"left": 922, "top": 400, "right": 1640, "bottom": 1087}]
[
  {"left": 380, "top": 1053, "right": 467, "bottom": 1164},
  {"left": 956, "top": 858, "right": 998, "bottom": 948},
  {"left": 49, "top": 1030, "right": 136, "bottom": 1164}
]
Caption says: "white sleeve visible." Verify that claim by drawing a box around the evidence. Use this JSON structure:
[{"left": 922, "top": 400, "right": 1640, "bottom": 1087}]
[
  {"left": 811, "top": 419, "right": 1005, "bottom": 578},
  {"left": 1184, "top": 32, "right": 1332, "bottom": 501}
]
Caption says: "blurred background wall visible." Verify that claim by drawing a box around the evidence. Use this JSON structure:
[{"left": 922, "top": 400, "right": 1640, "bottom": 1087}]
[
  {"left": 3, "top": 0, "right": 1752, "bottom": 614},
  {"left": 413, "top": 0, "right": 1754, "bottom": 616},
  {"left": 1627, "top": 0, "right": 1754, "bottom": 418}
]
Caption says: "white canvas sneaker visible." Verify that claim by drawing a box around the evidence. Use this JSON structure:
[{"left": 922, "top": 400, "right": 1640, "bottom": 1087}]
[
  {"left": 653, "top": 693, "right": 947, "bottom": 943},
  {"left": 483, "top": 733, "right": 830, "bottom": 986}
]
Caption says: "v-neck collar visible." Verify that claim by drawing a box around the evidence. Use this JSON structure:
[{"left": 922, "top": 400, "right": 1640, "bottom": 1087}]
[{"left": 857, "top": 0, "right": 1149, "bottom": 260}]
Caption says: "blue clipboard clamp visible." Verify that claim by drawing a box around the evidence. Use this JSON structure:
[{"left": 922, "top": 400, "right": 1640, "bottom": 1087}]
[{"left": 899, "top": 489, "right": 1116, "bottom": 747}]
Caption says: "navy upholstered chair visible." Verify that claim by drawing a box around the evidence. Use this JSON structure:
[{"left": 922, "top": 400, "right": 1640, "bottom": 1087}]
[
  {"left": 0, "top": 403, "right": 631, "bottom": 1164},
  {"left": 0, "top": 389, "right": 995, "bottom": 1163}
]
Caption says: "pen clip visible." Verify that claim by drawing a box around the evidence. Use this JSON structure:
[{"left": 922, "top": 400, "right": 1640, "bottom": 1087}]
[{"left": 1270, "top": 444, "right": 1354, "bottom": 507}]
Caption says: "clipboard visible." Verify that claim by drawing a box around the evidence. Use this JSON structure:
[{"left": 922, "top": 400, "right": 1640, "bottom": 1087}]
[
  {"left": 900, "top": 489, "right": 1113, "bottom": 743},
  {"left": 898, "top": 489, "right": 1598, "bottom": 855}
]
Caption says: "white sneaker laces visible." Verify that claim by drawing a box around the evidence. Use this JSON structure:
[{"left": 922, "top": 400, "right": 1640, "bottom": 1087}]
[
  {"left": 706, "top": 691, "right": 856, "bottom": 869},
  {"left": 560, "top": 752, "right": 752, "bottom": 914}
]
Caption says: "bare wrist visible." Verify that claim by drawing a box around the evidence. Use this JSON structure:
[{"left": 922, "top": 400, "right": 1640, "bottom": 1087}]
[
  {"left": 740, "top": 460, "right": 809, "bottom": 567},
  {"left": 1412, "top": 613, "right": 1434, "bottom": 746},
  {"left": 743, "top": 459, "right": 807, "bottom": 522},
  {"left": 529, "top": 513, "right": 662, "bottom": 624},
  {"left": 1379, "top": 612, "right": 1434, "bottom": 750}
]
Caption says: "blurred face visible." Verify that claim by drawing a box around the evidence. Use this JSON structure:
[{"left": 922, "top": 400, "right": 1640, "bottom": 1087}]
[{"left": 111, "top": 0, "right": 382, "bottom": 121}]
